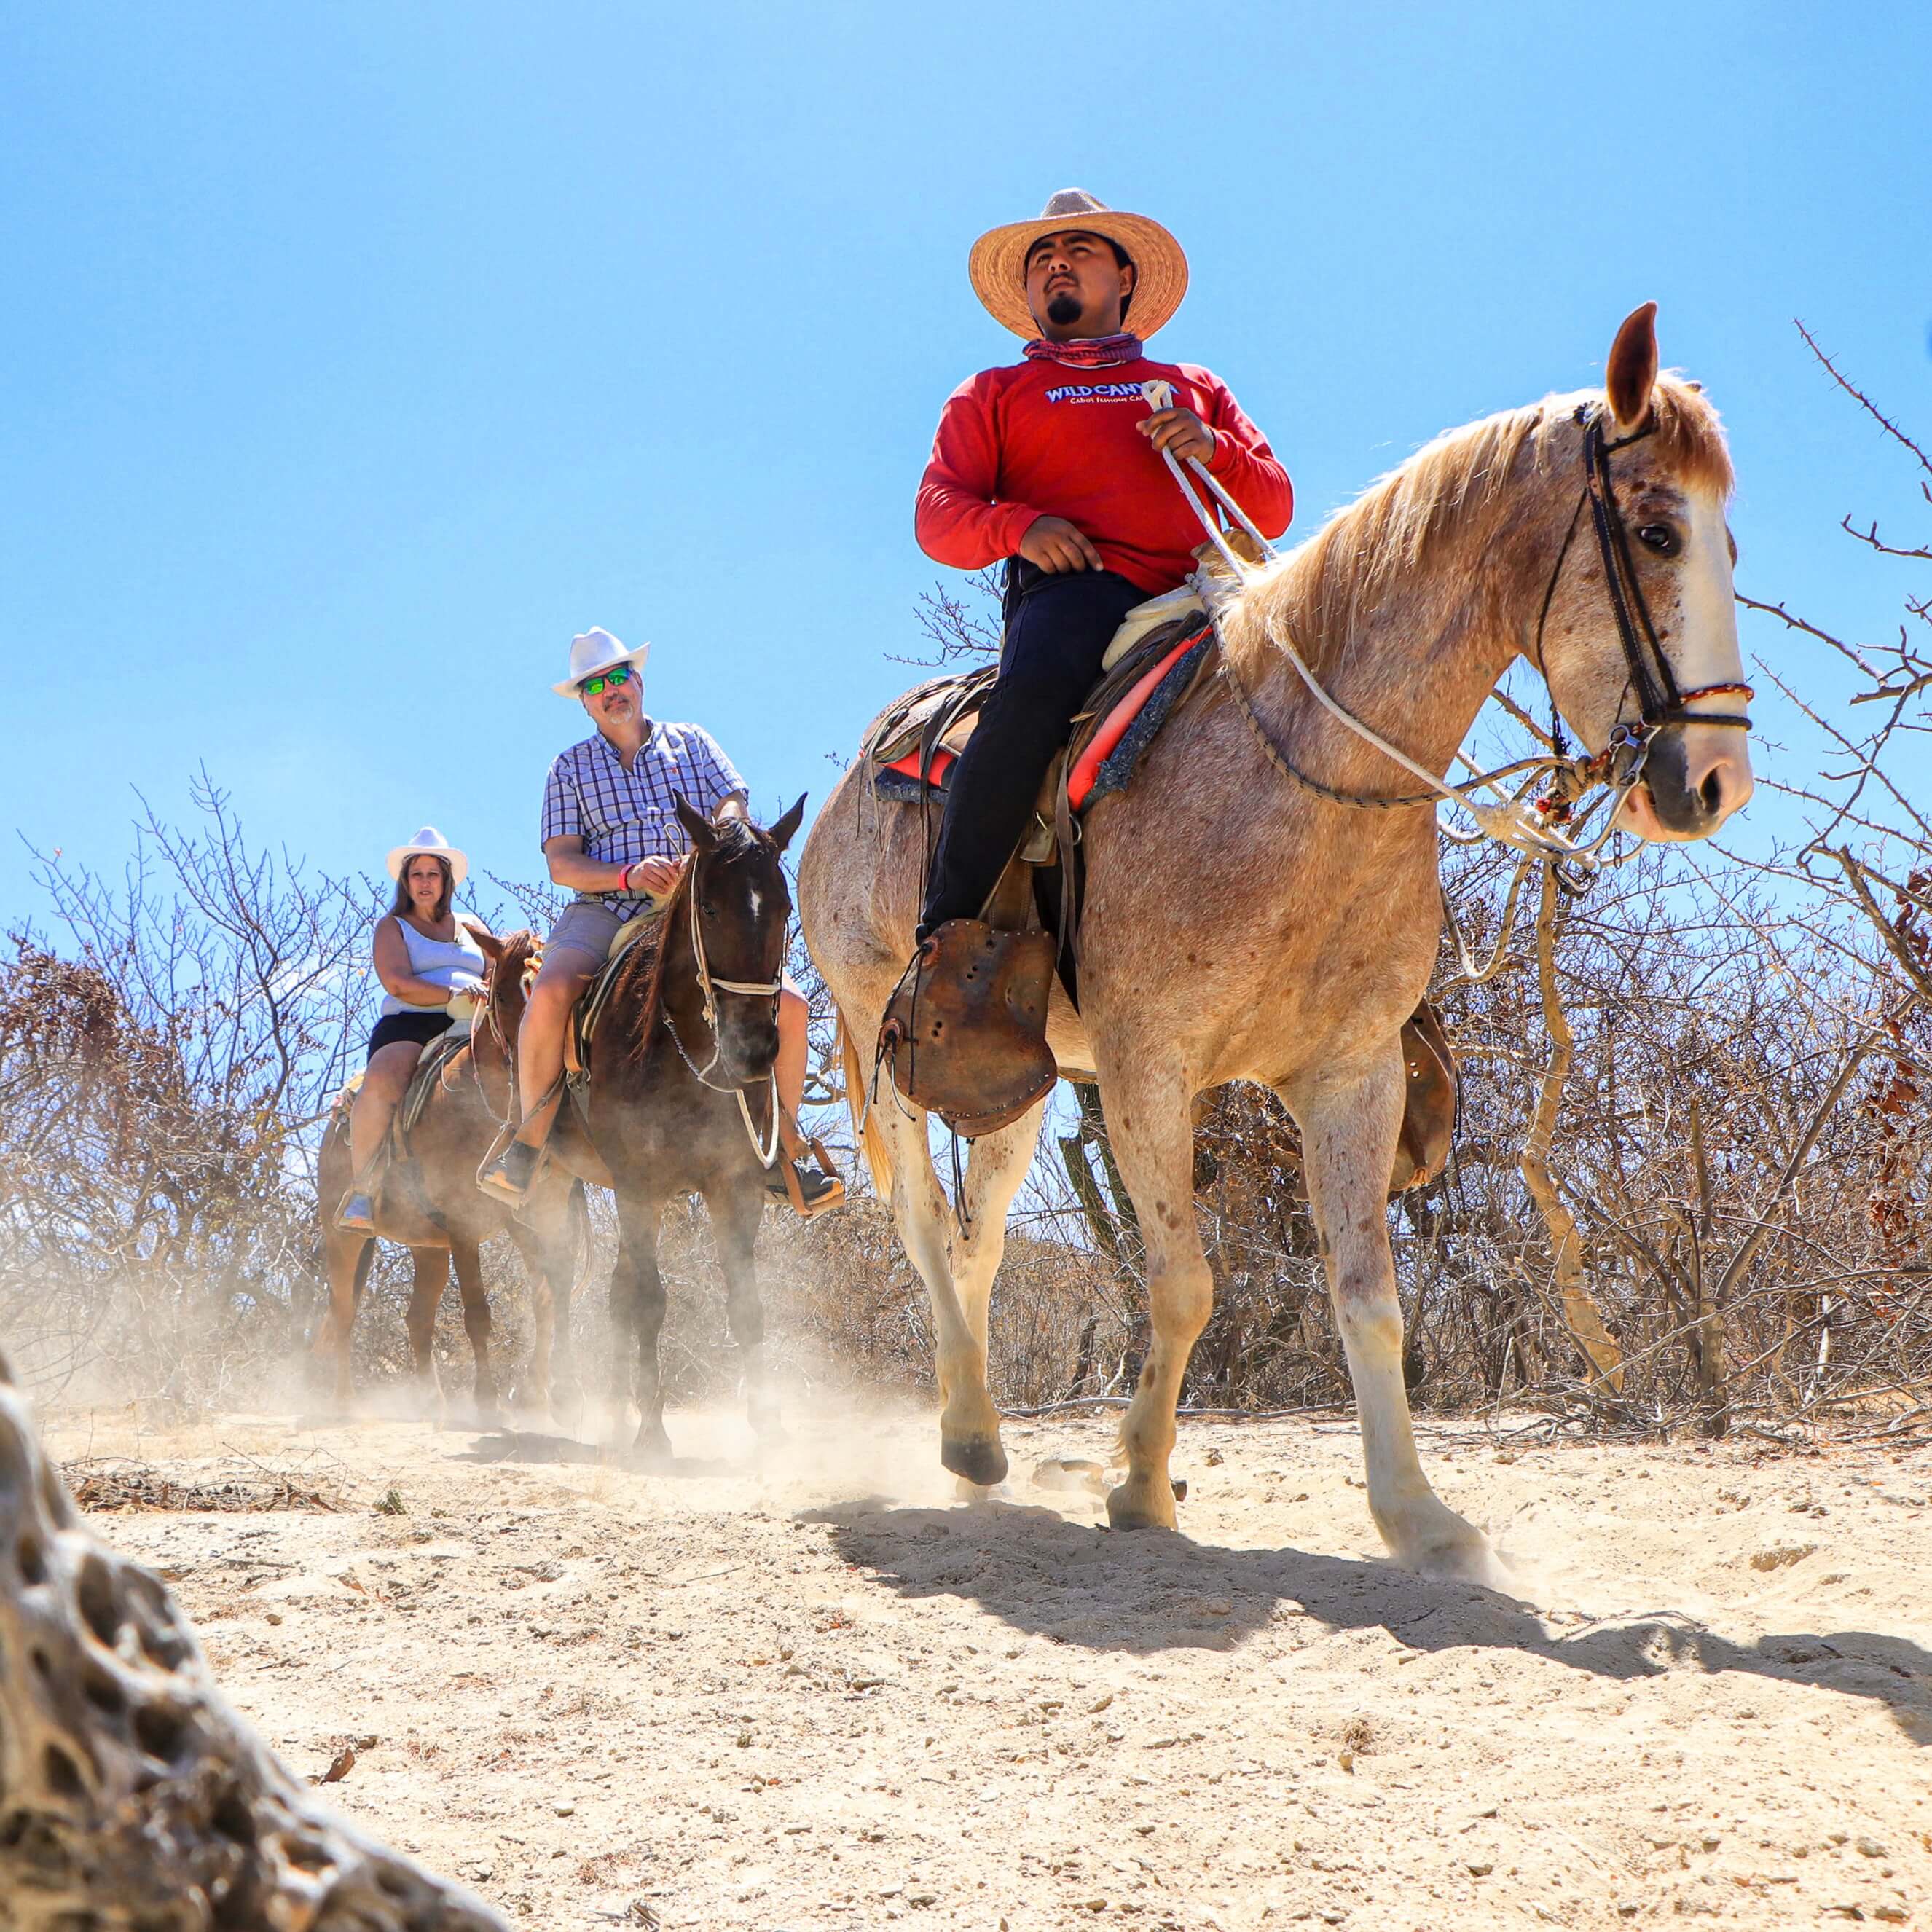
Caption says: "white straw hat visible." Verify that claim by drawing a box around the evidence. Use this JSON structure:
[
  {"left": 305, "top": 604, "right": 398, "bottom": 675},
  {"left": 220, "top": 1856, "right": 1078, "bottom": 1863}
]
[
  {"left": 385, "top": 825, "right": 469, "bottom": 886},
  {"left": 968, "top": 188, "right": 1189, "bottom": 340},
  {"left": 553, "top": 626, "right": 651, "bottom": 697}
]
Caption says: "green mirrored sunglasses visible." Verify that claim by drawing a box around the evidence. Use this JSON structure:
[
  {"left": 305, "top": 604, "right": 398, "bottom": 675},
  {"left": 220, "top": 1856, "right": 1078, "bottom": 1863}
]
[{"left": 578, "top": 664, "right": 636, "bottom": 697}]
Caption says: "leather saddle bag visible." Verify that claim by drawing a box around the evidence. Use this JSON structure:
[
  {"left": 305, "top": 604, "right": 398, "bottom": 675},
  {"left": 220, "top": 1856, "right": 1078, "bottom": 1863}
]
[
  {"left": 879, "top": 919, "right": 1057, "bottom": 1139},
  {"left": 1390, "top": 997, "right": 1457, "bottom": 1193}
]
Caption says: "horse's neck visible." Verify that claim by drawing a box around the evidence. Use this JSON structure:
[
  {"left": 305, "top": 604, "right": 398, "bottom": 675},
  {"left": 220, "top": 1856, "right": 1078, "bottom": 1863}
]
[
  {"left": 656, "top": 892, "right": 699, "bottom": 1022},
  {"left": 1220, "top": 529, "right": 1521, "bottom": 802}
]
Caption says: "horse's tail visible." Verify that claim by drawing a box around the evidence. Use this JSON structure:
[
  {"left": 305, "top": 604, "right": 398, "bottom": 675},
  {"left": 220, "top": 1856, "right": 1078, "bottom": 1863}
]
[
  {"left": 838, "top": 1010, "right": 893, "bottom": 1201},
  {"left": 566, "top": 1178, "right": 595, "bottom": 1298}
]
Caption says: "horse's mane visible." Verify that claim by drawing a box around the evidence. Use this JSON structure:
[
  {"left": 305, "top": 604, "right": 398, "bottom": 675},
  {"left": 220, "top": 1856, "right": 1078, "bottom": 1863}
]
[
  {"left": 1250, "top": 374, "right": 1733, "bottom": 665},
  {"left": 610, "top": 814, "right": 769, "bottom": 1061}
]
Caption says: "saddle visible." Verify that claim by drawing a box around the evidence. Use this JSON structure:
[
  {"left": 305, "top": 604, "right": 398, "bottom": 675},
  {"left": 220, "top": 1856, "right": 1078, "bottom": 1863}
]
[
  {"left": 865, "top": 576, "right": 1460, "bottom": 1188},
  {"left": 565, "top": 908, "right": 664, "bottom": 1091},
  {"left": 398, "top": 1026, "right": 474, "bottom": 1138}
]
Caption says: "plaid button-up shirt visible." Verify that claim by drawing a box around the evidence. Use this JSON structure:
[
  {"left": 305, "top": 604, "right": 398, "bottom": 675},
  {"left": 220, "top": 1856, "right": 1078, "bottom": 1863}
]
[{"left": 539, "top": 721, "right": 747, "bottom": 923}]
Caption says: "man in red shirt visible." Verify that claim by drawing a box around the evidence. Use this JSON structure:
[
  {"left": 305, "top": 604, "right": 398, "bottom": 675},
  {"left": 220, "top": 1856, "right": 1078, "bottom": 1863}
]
[{"left": 913, "top": 187, "right": 1294, "bottom": 941}]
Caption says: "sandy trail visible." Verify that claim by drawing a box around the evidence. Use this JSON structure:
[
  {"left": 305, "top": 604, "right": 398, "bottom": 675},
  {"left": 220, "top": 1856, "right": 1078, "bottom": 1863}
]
[{"left": 39, "top": 1397, "right": 1932, "bottom": 1930}]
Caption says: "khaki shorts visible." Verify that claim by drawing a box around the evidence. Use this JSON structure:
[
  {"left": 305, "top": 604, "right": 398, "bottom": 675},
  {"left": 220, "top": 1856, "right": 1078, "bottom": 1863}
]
[{"left": 546, "top": 897, "right": 659, "bottom": 967}]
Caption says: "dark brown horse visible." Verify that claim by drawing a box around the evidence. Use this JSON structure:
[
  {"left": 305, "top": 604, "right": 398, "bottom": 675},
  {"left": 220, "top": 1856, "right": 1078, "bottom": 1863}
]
[
  {"left": 523, "top": 794, "right": 806, "bottom": 1456},
  {"left": 313, "top": 930, "right": 586, "bottom": 1420}
]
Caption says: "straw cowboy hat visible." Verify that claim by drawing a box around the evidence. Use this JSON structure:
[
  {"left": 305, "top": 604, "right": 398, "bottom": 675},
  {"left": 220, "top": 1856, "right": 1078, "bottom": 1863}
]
[
  {"left": 552, "top": 625, "right": 651, "bottom": 698},
  {"left": 385, "top": 825, "right": 469, "bottom": 886},
  {"left": 969, "top": 187, "right": 1189, "bottom": 341}
]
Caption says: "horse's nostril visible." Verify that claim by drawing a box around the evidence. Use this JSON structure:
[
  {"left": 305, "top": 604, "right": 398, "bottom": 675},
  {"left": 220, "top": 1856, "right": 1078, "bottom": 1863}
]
[{"left": 1700, "top": 770, "right": 1723, "bottom": 816}]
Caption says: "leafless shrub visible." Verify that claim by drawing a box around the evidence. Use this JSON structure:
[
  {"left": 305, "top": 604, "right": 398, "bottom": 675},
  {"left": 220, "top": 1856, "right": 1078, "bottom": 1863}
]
[{"left": 5, "top": 341, "right": 1925, "bottom": 1442}]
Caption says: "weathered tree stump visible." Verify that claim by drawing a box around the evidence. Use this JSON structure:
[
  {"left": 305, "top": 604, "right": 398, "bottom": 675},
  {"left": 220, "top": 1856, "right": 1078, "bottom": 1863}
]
[{"left": 0, "top": 1351, "right": 507, "bottom": 1931}]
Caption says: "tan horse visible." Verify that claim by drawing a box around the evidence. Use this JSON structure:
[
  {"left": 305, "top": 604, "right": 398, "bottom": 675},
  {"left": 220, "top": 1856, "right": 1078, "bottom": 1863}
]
[{"left": 798, "top": 307, "right": 1754, "bottom": 1582}]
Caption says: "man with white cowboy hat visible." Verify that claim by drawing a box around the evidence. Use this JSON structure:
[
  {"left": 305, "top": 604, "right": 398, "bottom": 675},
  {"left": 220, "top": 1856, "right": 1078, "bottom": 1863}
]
[
  {"left": 477, "top": 627, "right": 839, "bottom": 1212},
  {"left": 911, "top": 187, "right": 1295, "bottom": 946},
  {"left": 337, "top": 825, "right": 494, "bottom": 1232}
]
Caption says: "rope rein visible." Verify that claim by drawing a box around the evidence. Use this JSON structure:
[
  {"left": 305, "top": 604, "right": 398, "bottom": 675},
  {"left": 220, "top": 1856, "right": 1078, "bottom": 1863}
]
[
  {"left": 1139, "top": 382, "right": 1753, "bottom": 890},
  {"left": 670, "top": 861, "right": 784, "bottom": 1168}
]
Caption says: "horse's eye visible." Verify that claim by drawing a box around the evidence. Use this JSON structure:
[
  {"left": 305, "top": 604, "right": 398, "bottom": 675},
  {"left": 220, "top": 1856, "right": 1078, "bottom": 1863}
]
[
  {"left": 700, "top": 903, "right": 718, "bottom": 919},
  {"left": 1637, "top": 522, "right": 1679, "bottom": 556}
]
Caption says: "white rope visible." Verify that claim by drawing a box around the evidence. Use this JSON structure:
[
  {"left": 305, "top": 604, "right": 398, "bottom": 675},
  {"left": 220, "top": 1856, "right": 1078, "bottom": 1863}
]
[
  {"left": 684, "top": 880, "right": 785, "bottom": 1166},
  {"left": 738, "top": 1072, "right": 781, "bottom": 1168},
  {"left": 1137, "top": 379, "right": 1642, "bottom": 879}
]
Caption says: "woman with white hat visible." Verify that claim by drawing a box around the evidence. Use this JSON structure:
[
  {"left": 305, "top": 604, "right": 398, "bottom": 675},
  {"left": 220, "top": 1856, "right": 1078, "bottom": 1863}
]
[{"left": 336, "top": 827, "right": 495, "bottom": 1233}]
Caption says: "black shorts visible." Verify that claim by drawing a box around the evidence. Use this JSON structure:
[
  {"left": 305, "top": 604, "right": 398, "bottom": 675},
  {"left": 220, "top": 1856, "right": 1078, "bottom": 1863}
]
[{"left": 366, "top": 1011, "right": 452, "bottom": 1061}]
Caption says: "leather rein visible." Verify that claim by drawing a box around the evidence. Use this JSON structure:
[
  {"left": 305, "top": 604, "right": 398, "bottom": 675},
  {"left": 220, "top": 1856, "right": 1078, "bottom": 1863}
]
[{"left": 1558, "top": 405, "right": 1754, "bottom": 736}]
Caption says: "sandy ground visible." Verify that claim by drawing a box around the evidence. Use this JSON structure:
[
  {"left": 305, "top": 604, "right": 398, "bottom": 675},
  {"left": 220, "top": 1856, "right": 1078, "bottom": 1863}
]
[{"left": 36, "top": 1394, "right": 1932, "bottom": 1931}]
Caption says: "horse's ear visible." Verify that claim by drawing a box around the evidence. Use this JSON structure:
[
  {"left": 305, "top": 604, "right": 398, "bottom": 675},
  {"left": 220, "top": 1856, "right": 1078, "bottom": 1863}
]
[
  {"left": 769, "top": 793, "right": 807, "bottom": 855},
  {"left": 674, "top": 791, "right": 718, "bottom": 851},
  {"left": 1606, "top": 301, "right": 1659, "bottom": 432},
  {"left": 472, "top": 928, "right": 506, "bottom": 962}
]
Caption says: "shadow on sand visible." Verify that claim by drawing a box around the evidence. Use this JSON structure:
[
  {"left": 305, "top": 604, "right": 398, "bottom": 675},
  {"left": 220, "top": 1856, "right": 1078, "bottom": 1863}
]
[
  {"left": 800, "top": 1496, "right": 1932, "bottom": 1744},
  {"left": 449, "top": 1428, "right": 738, "bottom": 1481}
]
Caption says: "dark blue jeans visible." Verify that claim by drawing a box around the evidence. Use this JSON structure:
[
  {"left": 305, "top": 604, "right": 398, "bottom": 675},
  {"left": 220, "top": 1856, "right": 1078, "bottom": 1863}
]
[{"left": 919, "top": 565, "right": 1144, "bottom": 938}]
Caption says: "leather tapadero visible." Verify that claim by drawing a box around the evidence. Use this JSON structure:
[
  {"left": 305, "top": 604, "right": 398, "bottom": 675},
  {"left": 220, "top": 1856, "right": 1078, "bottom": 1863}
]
[
  {"left": 880, "top": 919, "right": 1057, "bottom": 1138},
  {"left": 1390, "top": 997, "right": 1457, "bottom": 1193}
]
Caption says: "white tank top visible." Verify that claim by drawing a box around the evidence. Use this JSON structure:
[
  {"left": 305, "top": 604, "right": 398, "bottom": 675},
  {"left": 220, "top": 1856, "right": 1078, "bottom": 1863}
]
[{"left": 378, "top": 916, "right": 488, "bottom": 1017}]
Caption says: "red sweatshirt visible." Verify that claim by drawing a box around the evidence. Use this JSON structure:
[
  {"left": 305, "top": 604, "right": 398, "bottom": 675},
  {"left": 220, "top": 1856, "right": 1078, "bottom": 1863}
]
[{"left": 915, "top": 352, "right": 1293, "bottom": 595}]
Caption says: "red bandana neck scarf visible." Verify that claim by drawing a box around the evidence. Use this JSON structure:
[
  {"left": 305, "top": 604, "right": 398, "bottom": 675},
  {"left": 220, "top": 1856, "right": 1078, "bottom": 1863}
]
[{"left": 1021, "top": 331, "right": 1145, "bottom": 370}]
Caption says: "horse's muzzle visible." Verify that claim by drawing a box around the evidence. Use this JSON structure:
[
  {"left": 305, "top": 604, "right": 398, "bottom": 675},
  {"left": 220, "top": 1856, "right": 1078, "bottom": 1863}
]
[
  {"left": 1614, "top": 721, "right": 1754, "bottom": 841},
  {"left": 714, "top": 1018, "right": 780, "bottom": 1089}
]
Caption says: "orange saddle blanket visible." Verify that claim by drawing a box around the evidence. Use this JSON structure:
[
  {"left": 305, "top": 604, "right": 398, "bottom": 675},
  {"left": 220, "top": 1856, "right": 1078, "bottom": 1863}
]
[{"left": 867, "top": 614, "right": 1215, "bottom": 814}]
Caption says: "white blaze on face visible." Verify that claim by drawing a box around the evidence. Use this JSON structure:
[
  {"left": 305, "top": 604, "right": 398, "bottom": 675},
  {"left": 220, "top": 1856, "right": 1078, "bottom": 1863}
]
[
  {"left": 1615, "top": 485, "right": 1755, "bottom": 840},
  {"left": 1674, "top": 490, "right": 1746, "bottom": 705}
]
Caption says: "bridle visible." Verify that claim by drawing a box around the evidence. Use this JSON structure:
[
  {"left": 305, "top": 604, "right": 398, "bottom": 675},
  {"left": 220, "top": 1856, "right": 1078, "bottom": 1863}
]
[
  {"left": 659, "top": 848, "right": 785, "bottom": 1167},
  {"left": 1535, "top": 404, "right": 1754, "bottom": 753},
  {"left": 468, "top": 949, "right": 521, "bottom": 1131},
  {"left": 1167, "top": 385, "right": 1754, "bottom": 887}
]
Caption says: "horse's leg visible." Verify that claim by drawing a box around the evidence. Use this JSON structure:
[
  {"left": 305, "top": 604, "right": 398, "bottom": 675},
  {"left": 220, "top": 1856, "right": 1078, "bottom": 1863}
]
[
  {"left": 449, "top": 1236, "right": 498, "bottom": 1424},
  {"left": 508, "top": 1205, "right": 577, "bottom": 1429},
  {"left": 519, "top": 1233, "right": 554, "bottom": 1419},
  {"left": 314, "top": 1230, "right": 371, "bottom": 1408},
  {"left": 404, "top": 1247, "right": 447, "bottom": 1415},
  {"left": 1296, "top": 1055, "right": 1500, "bottom": 1583},
  {"left": 873, "top": 1096, "right": 1034, "bottom": 1488},
  {"left": 1096, "top": 1058, "right": 1212, "bottom": 1531},
  {"left": 610, "top": 1201, "right": 671, "bottom": 1460},
  {"left": 710, "top": 1182, "right": 780, "bottom": 1444},
  {"left": 941, "top": 1102, "right": 1049, "bottom": 1493}
]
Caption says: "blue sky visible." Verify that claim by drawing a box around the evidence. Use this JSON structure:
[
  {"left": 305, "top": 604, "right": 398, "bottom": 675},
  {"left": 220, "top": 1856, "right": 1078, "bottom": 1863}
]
[{"left": 3, "top": 1, "right": 1928, "bottom": 935}]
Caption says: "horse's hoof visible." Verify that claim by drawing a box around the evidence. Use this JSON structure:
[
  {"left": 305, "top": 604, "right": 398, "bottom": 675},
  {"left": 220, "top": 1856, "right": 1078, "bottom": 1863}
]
[
  {"left": 954, "top": 1476, "right": 1013, "bottom": 1504},
  {"left": 633, "top": 1421, "right": 674, "bottom": 1466},
  {"left": 940, "top": 1434, "right": 1008, "bottom": 1488},
  {"left": 1106, "top": 1477, "right": 1181, "bottom": 1532},
  {"left": 1406, "top": 1523, "right": 1511, "bottom": 1590}
]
